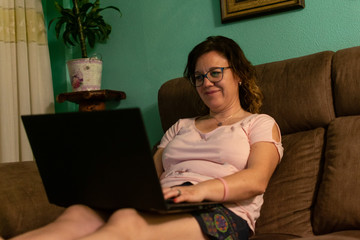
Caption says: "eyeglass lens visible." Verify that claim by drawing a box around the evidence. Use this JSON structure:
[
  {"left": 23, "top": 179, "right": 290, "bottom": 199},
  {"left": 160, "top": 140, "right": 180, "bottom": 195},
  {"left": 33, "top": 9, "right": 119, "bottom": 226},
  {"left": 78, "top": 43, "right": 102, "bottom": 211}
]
[{"left": 192, "top": 67, "right": 227, "bottom": 87}]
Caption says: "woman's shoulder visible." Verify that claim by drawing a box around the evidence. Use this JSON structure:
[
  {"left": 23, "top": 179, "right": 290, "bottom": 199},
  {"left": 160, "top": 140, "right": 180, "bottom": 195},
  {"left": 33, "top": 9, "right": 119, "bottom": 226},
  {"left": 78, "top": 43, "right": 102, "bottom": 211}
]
[
  {"left": 239, "top": 113, "right": 277, "bottom": 131},
  {"left": 176, "top": 117, "right": 197, "bottom": 126},
  {"left": 159, "top": 117, "right": 197, "bottom": 148},
  {"left": 167, "top": 117, "right": 197, "bottom": 132},
  {"left": 247, "top": 113, "right": 276, "bottom": 124}
]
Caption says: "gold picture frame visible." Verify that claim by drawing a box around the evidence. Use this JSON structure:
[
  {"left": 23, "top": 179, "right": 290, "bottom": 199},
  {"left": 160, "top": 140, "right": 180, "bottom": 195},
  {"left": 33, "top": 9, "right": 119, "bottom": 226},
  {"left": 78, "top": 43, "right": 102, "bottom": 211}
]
[{"left": 220, "top": 0, "right": 305, "bottom": 23}]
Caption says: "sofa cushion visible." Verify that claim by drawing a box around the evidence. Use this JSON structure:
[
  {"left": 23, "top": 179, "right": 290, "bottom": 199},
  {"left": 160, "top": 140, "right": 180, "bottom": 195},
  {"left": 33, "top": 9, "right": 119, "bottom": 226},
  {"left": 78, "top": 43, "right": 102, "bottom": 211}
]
[
  {"left": 313, "top": 116, "right": 360, "bottom": 234},
  {"left": 332, "top": 46, "right": 360, "bottom": 117},
  {"left": 0, "top": 161, "right": 64, "bottom": 238},
  {"left": 255, "top": 51, "right": 335, "bottom": 135},
  {"left": 255, "top": 128, "right": 325, "bottom": 237}
]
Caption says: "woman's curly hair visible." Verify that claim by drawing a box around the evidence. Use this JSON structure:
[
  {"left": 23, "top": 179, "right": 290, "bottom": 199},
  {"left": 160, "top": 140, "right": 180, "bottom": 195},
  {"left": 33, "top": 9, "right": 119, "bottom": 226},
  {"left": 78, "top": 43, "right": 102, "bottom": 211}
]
[{"left": 184, "top": 36, "right": 263, "bottom": 114}]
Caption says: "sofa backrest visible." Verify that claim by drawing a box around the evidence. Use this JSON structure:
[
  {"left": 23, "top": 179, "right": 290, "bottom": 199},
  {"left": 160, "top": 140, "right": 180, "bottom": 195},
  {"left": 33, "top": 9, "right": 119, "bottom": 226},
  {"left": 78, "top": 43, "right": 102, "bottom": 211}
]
[
  {"left": 255, "top": 51, "right": 335, "bottom": 135},
  {"left": 158, "top": 46, "right": 360, "bottom": 133},
  {"left": 331, "top": 46, "right": 360, "bottom": 117},
  {"left": 158, "top": 50, "right": 340, "bottom": 135}
]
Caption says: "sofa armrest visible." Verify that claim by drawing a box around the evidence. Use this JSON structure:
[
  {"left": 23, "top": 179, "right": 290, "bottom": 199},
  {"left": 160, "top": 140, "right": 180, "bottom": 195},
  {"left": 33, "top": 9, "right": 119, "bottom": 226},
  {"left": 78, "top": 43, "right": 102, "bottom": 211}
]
[{"left": 0, "top": 161, "right": 64, "bottom": 238}]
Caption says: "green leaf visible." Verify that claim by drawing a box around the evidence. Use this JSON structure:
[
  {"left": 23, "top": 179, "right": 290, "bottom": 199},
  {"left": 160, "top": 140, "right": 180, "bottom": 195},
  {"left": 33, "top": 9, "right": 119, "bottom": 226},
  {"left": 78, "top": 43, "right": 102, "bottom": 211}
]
[
  {"left": 98, "top": 6, "right": 122, "bottom": 16},
  {"left": 63, "top": 28, "right": 76, "bottom": 46}
]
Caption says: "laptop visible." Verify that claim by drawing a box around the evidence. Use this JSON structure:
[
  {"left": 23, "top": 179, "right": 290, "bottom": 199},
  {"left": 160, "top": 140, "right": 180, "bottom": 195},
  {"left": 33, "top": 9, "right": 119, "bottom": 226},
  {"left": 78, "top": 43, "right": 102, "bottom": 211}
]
[{"left": 21, "top": 108, "right": 219, "bottom": 213}]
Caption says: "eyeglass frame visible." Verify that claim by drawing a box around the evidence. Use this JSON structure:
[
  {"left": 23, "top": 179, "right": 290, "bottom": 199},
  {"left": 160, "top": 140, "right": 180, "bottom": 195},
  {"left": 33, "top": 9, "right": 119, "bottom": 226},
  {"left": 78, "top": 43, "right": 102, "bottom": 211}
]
[{"left": 190, "top": 67, "right": 232, "bottom": 87}]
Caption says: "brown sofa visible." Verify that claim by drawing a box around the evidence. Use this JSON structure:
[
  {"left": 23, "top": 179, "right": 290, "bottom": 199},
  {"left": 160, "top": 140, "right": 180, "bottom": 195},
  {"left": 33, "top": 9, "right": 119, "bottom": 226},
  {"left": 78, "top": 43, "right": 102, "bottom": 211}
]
[{"left": 1, "top": 46, "right": 360, "bottom": 239}]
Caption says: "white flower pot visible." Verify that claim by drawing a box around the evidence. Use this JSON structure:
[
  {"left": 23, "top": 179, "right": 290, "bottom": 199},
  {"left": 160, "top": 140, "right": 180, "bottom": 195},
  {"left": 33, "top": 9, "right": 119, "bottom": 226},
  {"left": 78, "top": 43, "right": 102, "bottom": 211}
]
[{"left": 67, "top": 58, "right": 103, "bottom": 92}]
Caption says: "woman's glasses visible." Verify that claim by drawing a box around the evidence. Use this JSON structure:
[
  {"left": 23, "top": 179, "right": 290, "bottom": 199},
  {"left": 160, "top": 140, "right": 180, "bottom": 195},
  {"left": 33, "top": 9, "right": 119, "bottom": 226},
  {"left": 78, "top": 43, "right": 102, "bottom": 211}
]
[{"left": 190, "top": 67, "right": 231, "bottom": 87}]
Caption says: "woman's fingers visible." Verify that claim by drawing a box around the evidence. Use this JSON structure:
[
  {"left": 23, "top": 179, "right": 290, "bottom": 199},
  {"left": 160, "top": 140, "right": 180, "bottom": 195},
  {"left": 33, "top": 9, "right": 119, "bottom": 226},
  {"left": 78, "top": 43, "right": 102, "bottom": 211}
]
[
  {"left": 163, "top": 187, "right": 182, "bottom": 200},
  {"left": 163, "top": 186, "right": 205, "bottom": 203}
]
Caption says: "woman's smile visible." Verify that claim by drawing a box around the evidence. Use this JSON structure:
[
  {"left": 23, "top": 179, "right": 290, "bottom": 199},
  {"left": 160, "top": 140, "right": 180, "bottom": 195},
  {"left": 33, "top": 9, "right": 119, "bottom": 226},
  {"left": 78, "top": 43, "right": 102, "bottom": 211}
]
[{"left": 205, "top": 89, "right": 221, "bottom": 95}]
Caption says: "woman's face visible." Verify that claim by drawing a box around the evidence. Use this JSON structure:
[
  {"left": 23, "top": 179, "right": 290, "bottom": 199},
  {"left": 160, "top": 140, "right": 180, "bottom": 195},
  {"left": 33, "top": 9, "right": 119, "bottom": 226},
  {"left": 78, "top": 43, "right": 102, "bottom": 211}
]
[{"left": 194, "top": 51, "right": 241, "bottom": 113}]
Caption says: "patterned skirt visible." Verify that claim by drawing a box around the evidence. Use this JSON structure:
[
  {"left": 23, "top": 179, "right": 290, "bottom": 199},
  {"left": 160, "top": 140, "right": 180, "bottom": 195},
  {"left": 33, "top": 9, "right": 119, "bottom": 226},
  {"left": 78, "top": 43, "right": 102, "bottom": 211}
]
[{"left": 191, "top": 205, "right": 250, "bottom": 240}]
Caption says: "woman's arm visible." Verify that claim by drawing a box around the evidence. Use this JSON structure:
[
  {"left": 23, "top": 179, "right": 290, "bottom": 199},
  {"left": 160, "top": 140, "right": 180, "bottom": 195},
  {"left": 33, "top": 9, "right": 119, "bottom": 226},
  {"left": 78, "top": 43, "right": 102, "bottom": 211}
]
[
  {"left": 164, "top": 124, "right": 281, "bottom": 203},
  {"left": 213, "top": 140, "right": 279, "bottom": 201},
  {"left": 153, "top": 148, "right": 164, "bottom": 178}
]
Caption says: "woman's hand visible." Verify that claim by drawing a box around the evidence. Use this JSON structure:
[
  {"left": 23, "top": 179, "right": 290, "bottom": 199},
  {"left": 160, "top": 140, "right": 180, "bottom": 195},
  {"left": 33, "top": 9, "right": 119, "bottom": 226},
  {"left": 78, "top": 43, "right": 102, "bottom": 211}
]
[{"left": 163, "top": 185, "right": 207, "bottom": 203}]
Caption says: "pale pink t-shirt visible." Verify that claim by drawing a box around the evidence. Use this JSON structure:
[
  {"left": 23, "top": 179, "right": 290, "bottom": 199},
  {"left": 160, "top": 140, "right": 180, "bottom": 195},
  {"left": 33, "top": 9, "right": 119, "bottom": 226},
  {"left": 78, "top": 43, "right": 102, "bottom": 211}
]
[{"left": 158, "top": 114, "right": 283, "bottom": 232}]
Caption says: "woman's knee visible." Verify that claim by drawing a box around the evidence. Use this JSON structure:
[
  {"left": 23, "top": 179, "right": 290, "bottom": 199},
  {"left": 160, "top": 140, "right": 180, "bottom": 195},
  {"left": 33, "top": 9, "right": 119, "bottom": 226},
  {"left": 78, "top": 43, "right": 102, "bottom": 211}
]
[
  {"left": 56, "top": 204, "right": 105, "bottom": 230},
  {"left": 107, "top": 208, "right": 148, "bottom": 233}
]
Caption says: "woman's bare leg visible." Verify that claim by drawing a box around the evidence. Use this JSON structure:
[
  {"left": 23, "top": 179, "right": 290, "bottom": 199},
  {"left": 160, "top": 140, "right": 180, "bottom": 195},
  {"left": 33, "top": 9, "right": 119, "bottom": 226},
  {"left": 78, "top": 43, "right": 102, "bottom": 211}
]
[
  {"left": 78, "top": 208, "right": 207, "bottom": 240},
  {"left": 9, "top": 205, "right": 105, "bottom": 240}
]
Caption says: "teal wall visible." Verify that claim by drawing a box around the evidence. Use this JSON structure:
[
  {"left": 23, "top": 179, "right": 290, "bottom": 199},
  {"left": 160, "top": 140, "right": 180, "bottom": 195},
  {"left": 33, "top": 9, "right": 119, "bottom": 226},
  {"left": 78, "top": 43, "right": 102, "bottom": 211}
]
[{"left": 43, "top": 0, "right": 360, "bottom": 146}]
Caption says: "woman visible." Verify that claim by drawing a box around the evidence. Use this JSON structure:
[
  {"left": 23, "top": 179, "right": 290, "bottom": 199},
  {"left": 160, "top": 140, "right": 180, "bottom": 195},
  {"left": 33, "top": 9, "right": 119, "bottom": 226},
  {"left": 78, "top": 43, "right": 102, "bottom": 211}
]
[{"left": 10, "top": 36, "right": 283, "bottom": 240}]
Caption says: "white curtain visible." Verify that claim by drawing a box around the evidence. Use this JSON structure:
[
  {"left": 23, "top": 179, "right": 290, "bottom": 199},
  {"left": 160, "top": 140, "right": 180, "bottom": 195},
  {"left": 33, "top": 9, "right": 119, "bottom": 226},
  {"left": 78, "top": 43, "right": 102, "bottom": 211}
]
[{"left": 0, "top": 0, "right": 54, "bottom": 163}]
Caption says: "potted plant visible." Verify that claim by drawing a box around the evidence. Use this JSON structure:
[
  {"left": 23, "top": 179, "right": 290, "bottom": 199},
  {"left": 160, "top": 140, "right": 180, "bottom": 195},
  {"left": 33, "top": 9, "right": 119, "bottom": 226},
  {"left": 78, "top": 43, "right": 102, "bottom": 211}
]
[{"left": 49, "top": 0, "right": 121, "bottom": 91}]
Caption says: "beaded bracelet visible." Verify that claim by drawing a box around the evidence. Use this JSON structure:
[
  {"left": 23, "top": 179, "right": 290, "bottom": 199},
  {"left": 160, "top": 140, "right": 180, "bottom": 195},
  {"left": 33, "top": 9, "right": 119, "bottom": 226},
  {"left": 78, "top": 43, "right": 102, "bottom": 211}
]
[{"left": 217, "top": 177, "right": 229, "bottom": 202}]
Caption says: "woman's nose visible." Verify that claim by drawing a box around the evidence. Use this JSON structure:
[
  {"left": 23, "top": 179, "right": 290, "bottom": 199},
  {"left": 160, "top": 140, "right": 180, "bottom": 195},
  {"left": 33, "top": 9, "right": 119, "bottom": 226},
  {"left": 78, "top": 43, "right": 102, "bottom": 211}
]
[{"left": 202, "top": 77, "right": 214, "bottom": 87}]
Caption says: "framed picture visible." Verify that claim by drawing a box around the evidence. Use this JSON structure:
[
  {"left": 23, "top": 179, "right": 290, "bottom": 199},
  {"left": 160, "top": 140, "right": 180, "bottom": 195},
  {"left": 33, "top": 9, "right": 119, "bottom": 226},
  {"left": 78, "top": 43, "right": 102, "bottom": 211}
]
[{"left": 220, "top": 0, "right": 305, "bottom": 23}]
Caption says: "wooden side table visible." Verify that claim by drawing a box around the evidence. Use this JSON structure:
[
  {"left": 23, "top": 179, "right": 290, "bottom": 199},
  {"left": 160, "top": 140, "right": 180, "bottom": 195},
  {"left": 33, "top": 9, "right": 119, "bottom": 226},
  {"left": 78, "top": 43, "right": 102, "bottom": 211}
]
[{"left": 56, "top": 89, "right": 126, "bottom": 112}]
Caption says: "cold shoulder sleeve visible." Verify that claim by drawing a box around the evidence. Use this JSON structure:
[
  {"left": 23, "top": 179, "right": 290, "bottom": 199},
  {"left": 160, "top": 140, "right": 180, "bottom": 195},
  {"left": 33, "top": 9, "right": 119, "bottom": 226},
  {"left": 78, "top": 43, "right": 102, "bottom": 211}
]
[{"left": 248, "top": 114, "right": 284, "bottom": 160}]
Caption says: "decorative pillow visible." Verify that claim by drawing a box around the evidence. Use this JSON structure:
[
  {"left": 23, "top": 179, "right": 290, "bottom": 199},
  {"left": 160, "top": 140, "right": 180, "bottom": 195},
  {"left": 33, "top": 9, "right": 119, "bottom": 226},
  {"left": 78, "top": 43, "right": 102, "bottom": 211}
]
[
  {"left": 313, "top": 116, "right": 360, "bottom": 234},
  {"left": 255, "top": 128, "right": 325, "bottom": 237}
]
